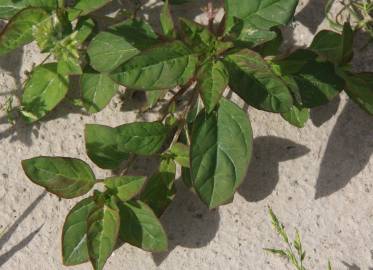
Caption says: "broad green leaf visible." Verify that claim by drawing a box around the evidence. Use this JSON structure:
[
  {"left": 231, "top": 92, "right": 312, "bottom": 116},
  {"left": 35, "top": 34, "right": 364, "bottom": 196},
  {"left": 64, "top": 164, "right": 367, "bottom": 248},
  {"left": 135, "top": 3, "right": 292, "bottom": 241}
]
[
  {"left": 344, "top": 72, "right": 373, "bottom": 115},
  {"left": 53, "top": 32, "right": 82, "bottom": 75},
  {"left": 294, "top": 66, "right": 342, "bottom": 108},
  {"left": 68, "top": 0, "right": 112, "bottom": 20},
  {"left": 196, "top": 60, "right": 228, "bottom": 113},
  {"left": 27, "top": 0, "right": 57, "bottom": 9},
  {"left": 145, "top": 90, "right": 167, "bottom": 109},
  {"left": 117, "top": 122, "right": 168, "bottom": 155},
  {"left": 111, "top": 41, "right": 198, "bottom": 90},
  {"left": 22, "top": 157, "right": 96, "bottom": 198},
  {"left": 75, "top": 18, "right": 95, "bottom": 44},
  {"left": 0, "top": 0, "right": 56, "bottom": 19},
  {"left": 140, "top": 159, "right": 176, "bottom": 216},
  {"left": 191, "top": 98, "right": 253, "bottom": 208},
  {"left": 104, "top": 176, "right": 146, "bottom": 202},
  {"left": 169, "top": 143, "right": 189, "bottom": 167},
  {"left": 225, "top": 0, "right": 299, "bottom": 33},
  {"left": 0, "top": 7, "right": 48, "bottom": 56},
  {"left": 259, "top": 29, "right": 283, "bottom": 57},
  {"left": 110, "top": 19, "right": 158, "bottom": 44},
  {"left": 0, "top": 0, "right": 27, "bottom": 19},
  {"left": 87, "top": 32, "right": 139, "bottom": 73},
  {"left": 272, "top": 49, "right": 316, "bottom": 75},
  {"left": 225, "top": 49, "right": 293, "bottom": 112},
  {"left": 87, "top": 200, "right": 120, "bottom": 270},
  {"left": 62, "top": 197, "right": 96, "bottom": 266},
  {"left": 85, "top": 124, "right": 129, "bottom": 169},
  {"left": 160, "top": 0, "right": 175, "bottom": 38},
  {"left": 87, "top": 19, "right": 158, "bottom": 73},
  {"left": 21, "top": 63, "right": 69, "bottom": 123},
  {"left": 180, "top": 18, "right": 216, "bottom": 53},
  {"left": 273, "top": 49, "right": 344, "bottom": 107},
  {"left": 81, "top": 71, "right": 119, "bottom": 113},
  {"left": 310, "top": 23, "right": 353, "bottom": 64},
  {"left": 281, "top": 105, "right": 310, "bottom": 128},
  {"left": 33, "top": 12, "right": 62, "bottom": 52},
  {"left": 118, "top": 200, "right": 168, "bottom": 252},
  {"left": 229, "top": 19, "right": 277, "bottom": 48}
]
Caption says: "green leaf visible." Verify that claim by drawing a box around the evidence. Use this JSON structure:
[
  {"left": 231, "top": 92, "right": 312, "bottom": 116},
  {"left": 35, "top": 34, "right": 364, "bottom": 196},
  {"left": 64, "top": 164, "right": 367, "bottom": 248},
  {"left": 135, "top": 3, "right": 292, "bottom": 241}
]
[
  {"left": 116, "top": 122, "right": 168, "bottom": 155},
  {"left": 259, "top": 29, "right": 283, "bottom": 57},
  {"left": 104, "top": 176, "right": 146, "bottom": 202},
  {"left": 68, "top": 0, "right": 112, "bottom": 20},
  {"left": 274, "top": 49, "right": 344, "bottom": 107},
  {"left": 291, "top": 63, "right": 343, "bottom": 108},
  {"left": 110, "top": 19, "right": 158, "bottom": 45},
  {"left": 21, "top": 63, "right": 69, "bottom": 123},
  {"left": 85, "top": 124, "right": 129, "bottom": 169},
  {"left": 281, "top": 105, "right": 310, "bottom": 128},
  {"left": 263, "top": 248, "right": 287, "bottom": 257},
  {"left": 0, "top": 0, "right": 27, "bottom": 19},
  {"left": 182, "top": 167, "right": 192, "bottom": 188},
  {"left": 0, "top": 0, "right": 56, "bottom": 20},
  {"left": 145, "top": 90, "right": 167, "bottom": 109},
  {"left": 75, "top": 18, "right": 95, "bottom": 44},
  {"left": 225, "top": 49, "right": 293, "bottom": 112},
  {"left": 344, "top": 72, "right": 373, "bottom": 115},
  {"left": 0, "top": 7, "right": 48, "bottom": 56},
  {"left": 53, "top": 33, "right": 82, "bottom": 75},
  {"left": 118, "top": 200, "right": 168, "bottom": 252},
  {"left": 87, "top": 20, "right": 158, "bottom": 73},
  {"left": 81, "top": 71, "right": 119, "bottom": 113},
  {"left": 310, "top": 23, "right": 353, "bottom": 64},
  {"left": 160, "top": 0, "right": 175, "bottom": 38},
  {"left": 228, "top": 19, "right": 277, "bottom": 48},
  {"left": 197, "top": 60, "right": 229, "bottom": 113},
  {"left": 272, "top": 49, "right": 316, "bottom": 74},
  {"left": 62, "top": 197, "right": 96, "bottom": 266},
  {"left": 87, "top": 200, "right": 120, "bottom": 270},
  {"left": 169, "top": 143, "right": 189, "bottom": 167},
  {"left": 32, "top": 12, "right": 63, "bottom": 53},
  {"left": 224, "top": 0, "right": 299, "bottom": 33},
  {"left": 22, "top": 157, "right": 96, "bottom": 199},
  {"left": 191, "top": 98, "right": 253, "bottom": 208},
  {"left": 180, "top": 17, "right": 216, "bottom": 53},
  {"left": 87, "top": 31, "right": 139, "bottom": 73},
  {"left": 111, "top": 41, "right": 198, "bottom": 90},
  {"left": 27, "top": 0, "right": 57, "bottom": 9},
  {"left": 140, "top": 159, "right": 176, "bottom": 216}
]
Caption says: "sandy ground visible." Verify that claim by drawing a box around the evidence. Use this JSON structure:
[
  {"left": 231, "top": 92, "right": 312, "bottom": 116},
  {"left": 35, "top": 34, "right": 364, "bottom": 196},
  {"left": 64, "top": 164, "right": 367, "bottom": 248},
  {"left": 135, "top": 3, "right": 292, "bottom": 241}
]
[{"left": 1, "top": 0, "right": 373, "bottom": 269}]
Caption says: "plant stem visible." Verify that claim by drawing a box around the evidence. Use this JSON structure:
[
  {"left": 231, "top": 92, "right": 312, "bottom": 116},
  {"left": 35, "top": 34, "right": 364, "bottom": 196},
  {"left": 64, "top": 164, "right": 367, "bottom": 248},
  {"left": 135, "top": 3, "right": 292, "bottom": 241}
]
[
  {"left": 159, "top": 79, "right": 195, "bottom": 122},
  {"left": 168, "top": 89, "right": 198, "bottom": 148},
  {"left": 120, "top": 154, "right": 137, "bottom": 176},
  {"left": 207, "top": 1, "right": 215, "bottom": 32}
]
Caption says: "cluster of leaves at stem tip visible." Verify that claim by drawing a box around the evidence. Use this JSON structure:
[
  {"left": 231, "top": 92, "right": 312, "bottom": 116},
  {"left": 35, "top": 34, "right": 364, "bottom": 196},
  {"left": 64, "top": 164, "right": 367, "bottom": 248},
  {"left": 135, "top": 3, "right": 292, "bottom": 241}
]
[
  {"left": 1, "top": 0, "right": 373, "bottom": 269},
  {"left": 265, "top": 207, "right": 333, "bottom": 270}
]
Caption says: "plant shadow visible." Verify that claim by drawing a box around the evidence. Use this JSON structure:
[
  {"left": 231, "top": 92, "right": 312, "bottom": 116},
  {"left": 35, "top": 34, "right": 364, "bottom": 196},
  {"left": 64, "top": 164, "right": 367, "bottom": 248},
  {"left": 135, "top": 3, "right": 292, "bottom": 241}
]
[
  {"left": 315, "top": 100, "right": 373, "bottom": 199},
  {"left": 0, "top": 191, "right": 46, "bottom": 267},
  {"left": 310, "top": 96, "right": 341, "bottom": 127},
  {"left": 342, "top": 253, "right": 373, "bottom": 270},
  {"left": 238, "top": 136, "right": 310, "bottom": 202},
  {"left": 295, "top": 0, "right": 326, "bottom": 34},
  {"left": 152, "top": 180, "right": 220, "bottom": 266}
]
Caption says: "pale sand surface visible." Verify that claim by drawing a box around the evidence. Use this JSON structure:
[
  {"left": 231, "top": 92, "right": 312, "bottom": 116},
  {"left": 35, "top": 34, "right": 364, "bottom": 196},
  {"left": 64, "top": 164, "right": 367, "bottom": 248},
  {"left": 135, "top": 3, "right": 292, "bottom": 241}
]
[{"left": 0, "top": 1, "right": 373, "bottom": 269}]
